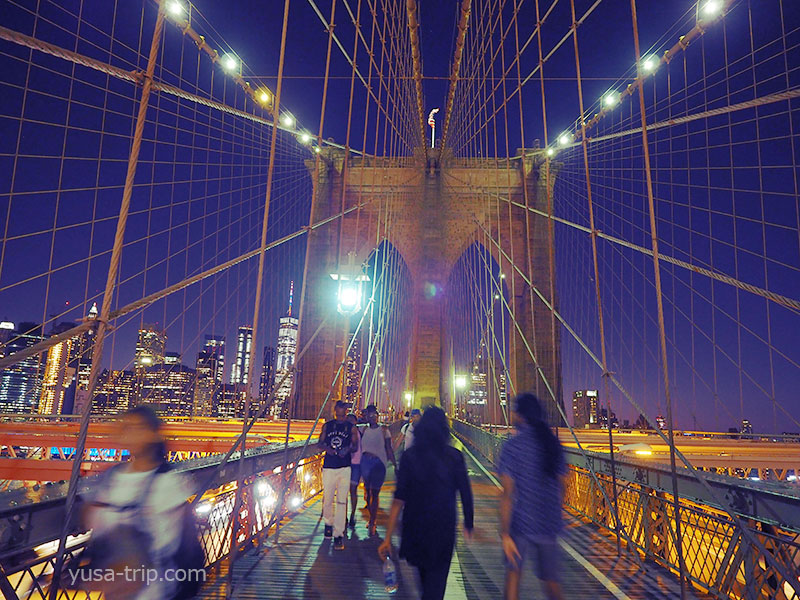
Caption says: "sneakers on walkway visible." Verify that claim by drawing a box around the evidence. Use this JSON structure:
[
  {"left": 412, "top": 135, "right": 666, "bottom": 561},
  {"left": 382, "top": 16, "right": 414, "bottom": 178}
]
[
  {"left": 324, "top": 525, "right": 333, "bottom": 538},
  {"left": 333, "top": 536, "right": 345, "bottom": 550}
]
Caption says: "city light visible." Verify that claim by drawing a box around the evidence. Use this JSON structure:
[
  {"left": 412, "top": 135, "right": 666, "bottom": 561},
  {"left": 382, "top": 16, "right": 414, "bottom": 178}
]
[
  {"left": 558, "top": 134, "right": 570, "bottom": 146},
  {"left": 546, "top": 148, "right": 554, "bottom": 156},
  {"left": 642, "top": 56, "right": 658, "bottom": 73},
  {"left": 603, "top": 92, "right": 619, "bottom": 107},
  {"left": 299, "top": 132, "right": 312, "bottom": 144},
  {"left": 221, "top": 54, "right": 238, "bottom": 72},
  {"left": 167, "top": 1, "right": 184, "bottom": 17},
  {"left": 280, "top": 114, "right": 295, "bottom": 128},
  {"left": 500, "top": 273, "right": 506, "bottom": 279},
  {"left": 494, "top": 293, "right": 500, "bottom": 300},
  {"left": 290, "top": 495, "right": 302, "bottom": 509},
  {"left": 701, "top": 0, "right": 722, "bottom": 17},
  {"left": 314, "top": 147, "right": 321, "bottom": 153},
  {"left": 259, "top": 90, "right": 270, "bottom": 104},
  {"left": 379, "top": 372, "right": 384, "bottom": 378},
  {"left": 455, "top": 375, "right": 468, "bottom": 390}
]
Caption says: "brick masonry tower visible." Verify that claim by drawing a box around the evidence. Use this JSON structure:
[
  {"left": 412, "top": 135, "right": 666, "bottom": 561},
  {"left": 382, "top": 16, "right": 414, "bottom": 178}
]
[{"left": 293, "top": 148, "right": 564, "bottom": 426}]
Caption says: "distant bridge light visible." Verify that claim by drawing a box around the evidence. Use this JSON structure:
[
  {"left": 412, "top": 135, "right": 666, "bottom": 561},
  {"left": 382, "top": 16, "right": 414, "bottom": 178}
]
[
  {"left": 546, "top": 148, "right": 554, "bottom": 157},
  {"left": 259, "top": 90, "right": 270, "bottom": 104},
  {"left": 280, "top": 114, "right": 295, "bottom": 128},
  {"left": 701, "top": 0, "right": 722, "bottom": 17},
  {"left": 221, "top": 54, "right": 238, "bottom": 72},
  {"left": 299, "top": 132, "right": 312, "bottom": 144},
  {"left": 642, "top": 56, "right": 658, "bottom": 73},
  {"left": 558, "top": 134, "right": 570, "bottom": 146},
  {"left": 167, "top": 1, "right": 184, "bottom": 17},
  {"left": 603, "top": 92, "right": 619, "bottom": 107}
]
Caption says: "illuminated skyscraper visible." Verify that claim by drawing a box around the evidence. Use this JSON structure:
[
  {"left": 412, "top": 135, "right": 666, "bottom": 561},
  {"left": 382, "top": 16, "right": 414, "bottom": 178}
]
[
  {"left": 202, "top": 335, "right": 225, "bottom": 381},
  {"left": 230, "top": 326, "right": 253, "bottom": 385},
  {"left": 343, "top": 334, "right": 362, "bottom": 407},
  {"left": 39, "top": 337, "right": 73, "bottom": 415},
  {"left": 139, "top": 363, "right": 195, "bottom": 417},
  {"left": 135, "top": 325, "right": 166, "bottom": 369},
  {"left": 93, "top": 369, "right": 135, "bottom": 415},
  {"left": 259, "top": 346, "right": 276, "bottom": 409},
  {"left": 573, "top": 390, "right": 599, "bottom": 429},
  {"left": 273, "top": 282, "right": 298, "bottom": 415},
  {"left": 0, "top": 322, "right": 44, "bottom": 414}
]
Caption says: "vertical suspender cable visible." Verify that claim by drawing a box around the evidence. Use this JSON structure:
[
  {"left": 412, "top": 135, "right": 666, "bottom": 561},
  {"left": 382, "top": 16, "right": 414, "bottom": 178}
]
[
  {"left": 568, "top": 0, "right": 623, "bottom": 557},
  {"left": 229, "top": 0, "right": 292, "bottom": 584},
  {"left": 629, "top": 0, "right": 687, "bottom": 596}
]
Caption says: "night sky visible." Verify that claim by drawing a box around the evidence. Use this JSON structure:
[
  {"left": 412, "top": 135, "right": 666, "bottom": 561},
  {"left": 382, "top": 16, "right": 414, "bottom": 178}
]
[{"left": 0, "top": 0, "right": 798, "bottom": 432}]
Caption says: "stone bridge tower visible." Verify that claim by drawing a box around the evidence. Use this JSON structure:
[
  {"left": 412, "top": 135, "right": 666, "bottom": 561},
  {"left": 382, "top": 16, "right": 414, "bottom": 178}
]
[{"left": 293, "top": 148, "right": 564, "bottom": 425}]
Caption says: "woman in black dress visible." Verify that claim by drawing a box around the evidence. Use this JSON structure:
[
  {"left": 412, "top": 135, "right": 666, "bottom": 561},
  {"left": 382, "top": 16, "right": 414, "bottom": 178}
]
[{"left": 378, "top": 406, "right": 474, "bottom": 600}]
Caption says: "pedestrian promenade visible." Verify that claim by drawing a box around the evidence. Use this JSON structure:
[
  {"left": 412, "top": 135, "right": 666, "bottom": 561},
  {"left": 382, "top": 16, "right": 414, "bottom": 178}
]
[{"left": 199, "top": 440, "right": 707, "bottom": 599}]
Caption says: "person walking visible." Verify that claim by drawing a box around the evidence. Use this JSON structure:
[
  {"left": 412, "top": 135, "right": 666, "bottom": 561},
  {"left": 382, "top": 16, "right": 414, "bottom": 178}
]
[
  {"left": 359, "top": 404, "right": 397, "bottom": 536},
  {"left": 346, "top": 412, "right": 362, "bottom": 528},
  {"left": 318, "top": 400, "right": 358, "bottom": 550},
  {"left": 378, "top": 406, "right": 474, "bottom": 600},
  {"left": 499, "top": 393, "right": 566, "bottom": 600},
  {"left": 400, "top": 408, "right": 421, "bottom": 451},
  {"left": 81, "top": 405, "right": 195, "bottom": 600}
]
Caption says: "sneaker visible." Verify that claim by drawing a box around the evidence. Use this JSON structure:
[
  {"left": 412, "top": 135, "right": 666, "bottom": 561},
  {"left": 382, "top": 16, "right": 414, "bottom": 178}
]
[
  {"left": 348, "top": 516, "right": 356, "bottom": 529},
  {"left": 324, "top": 525, "right": 333, "bottom": 538},
  {"left": 333, "top": 536, "right": 345, "bottom": 550}
]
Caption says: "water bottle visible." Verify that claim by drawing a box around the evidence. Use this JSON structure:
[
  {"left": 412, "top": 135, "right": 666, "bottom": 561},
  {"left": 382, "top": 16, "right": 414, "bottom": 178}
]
[{"left": 383, "top": 556, "right": 398, "bottom": 593}]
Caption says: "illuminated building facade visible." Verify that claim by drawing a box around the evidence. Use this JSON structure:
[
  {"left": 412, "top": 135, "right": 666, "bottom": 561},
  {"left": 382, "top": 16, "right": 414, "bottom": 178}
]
[
  {"left": 135, "top": 325, "right": 166, "bottom": 369},
  {"left": 138, "top": 363, "right": 195, "bottom": 417},
  {"left": 93, "top": 369, "right": 135, "bottom": 415},
  {"left": 259, "top": 346, "right": 276, "bottom": 411},
  {"left": 573, "top": 390, "right": 599, "bottom": 429},
  {"left": 343, "top": 334, "right": 362, "bottom": 407},
  {"left": 230, "top": 326, "right": 253, "bottom": 385},
  {"left": 39, "top": 338, "right": 73, "bottom": 415},
  {"left": 0, "top": 322, "right": 44, "bottom": 413},
  {"left": 273, "top": 283, "right": 298, "bottom": 416}
]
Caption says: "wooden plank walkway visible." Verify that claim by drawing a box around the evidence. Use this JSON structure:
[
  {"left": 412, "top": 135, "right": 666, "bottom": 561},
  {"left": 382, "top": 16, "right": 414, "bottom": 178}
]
[{"left": 200, "top": 440, "right": 708, "bottom": 599}]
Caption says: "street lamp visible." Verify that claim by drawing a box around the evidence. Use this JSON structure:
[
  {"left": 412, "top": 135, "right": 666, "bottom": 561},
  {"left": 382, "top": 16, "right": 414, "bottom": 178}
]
[{"left": 331, "top": 252, "right": 369, "bottom": 315}]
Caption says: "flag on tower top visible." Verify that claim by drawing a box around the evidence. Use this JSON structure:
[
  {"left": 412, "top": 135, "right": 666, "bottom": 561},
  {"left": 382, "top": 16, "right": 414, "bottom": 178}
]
[{"left": 427, "top": 108, "right": 439, "bottom": 127}]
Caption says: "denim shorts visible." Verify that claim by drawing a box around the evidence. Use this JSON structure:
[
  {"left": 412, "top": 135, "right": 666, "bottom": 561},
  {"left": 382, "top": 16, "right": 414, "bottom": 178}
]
[
  {"left": 359, "top": 454, "right": 386, "bottom": 491},
  {"left": 504, "top": 535, "right": 560, "bottom": 582},
  {"left": 350, "top": 463, "right": 361, "bottom": 485}
]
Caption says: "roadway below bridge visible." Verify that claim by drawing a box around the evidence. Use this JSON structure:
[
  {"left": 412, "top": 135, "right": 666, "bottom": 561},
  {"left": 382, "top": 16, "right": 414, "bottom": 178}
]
[
  {"left": 0, "top": 419, "right": 323, "bottom": 482},
  {"left": 557, "top": 429, "right": 800, "bottom": 480}
]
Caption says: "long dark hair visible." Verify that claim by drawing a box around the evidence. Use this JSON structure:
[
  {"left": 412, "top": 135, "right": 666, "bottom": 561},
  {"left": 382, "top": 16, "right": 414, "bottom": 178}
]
[
  {"left": 412, "top": 405, "right": 450, "bottom": 451},
  {"left": 514, "top": 393, "right": 563, "bottom": 478},
  {"left": 125, "top": 405, "right": 168, "bottom": 465}
]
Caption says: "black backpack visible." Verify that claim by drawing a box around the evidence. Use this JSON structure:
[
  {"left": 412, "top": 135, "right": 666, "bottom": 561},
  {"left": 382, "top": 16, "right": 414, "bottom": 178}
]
[{"left": 154, "top": 462, "right": 206, "bottom": 600}]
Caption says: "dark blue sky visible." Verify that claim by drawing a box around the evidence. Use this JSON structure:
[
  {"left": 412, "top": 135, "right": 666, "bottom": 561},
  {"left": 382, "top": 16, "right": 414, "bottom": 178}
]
[{"left": 0, "top": 0, "right": 798, "bottom": 432}]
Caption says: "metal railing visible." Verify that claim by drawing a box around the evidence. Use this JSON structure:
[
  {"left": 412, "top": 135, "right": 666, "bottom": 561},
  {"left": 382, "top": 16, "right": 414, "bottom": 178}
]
[
  {"left": 451, "top": 419, "right": 800, "bottom": 600},
  {"left": 0, "top": 441, "right": 324, "bottom": 600}
]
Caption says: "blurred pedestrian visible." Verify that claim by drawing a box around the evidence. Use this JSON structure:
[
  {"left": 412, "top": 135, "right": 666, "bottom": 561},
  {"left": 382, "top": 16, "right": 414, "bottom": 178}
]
[
  {"left": 499, "top": 393, "right": 565, "bottom": 600},
  {"left": 81, "top": 405, "right": 194, "bottom": 600},
  {"left": 318, "top": 400, "right": 358, "bottom": 550},
  {"left": 400, "top": 408, "right": 421, "bottom": 451},
  {"left": 346, "top": 412, "right": 362, "bottom": 528},
  {"left": 360, "top": 404, "right": 397, "bottom": 535},
  {"left": 379, "top": 406, "right": 474, "bottom": 600}
]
